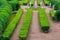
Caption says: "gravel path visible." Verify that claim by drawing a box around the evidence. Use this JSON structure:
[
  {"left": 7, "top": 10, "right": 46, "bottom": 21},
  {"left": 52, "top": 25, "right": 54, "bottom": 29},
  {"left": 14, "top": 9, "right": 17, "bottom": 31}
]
[
  {"left": 27, "top": 10, "right": 41, "bottom": 40},
  {"left": 10, "top": 10, "right": 27, "bottom": 40}
]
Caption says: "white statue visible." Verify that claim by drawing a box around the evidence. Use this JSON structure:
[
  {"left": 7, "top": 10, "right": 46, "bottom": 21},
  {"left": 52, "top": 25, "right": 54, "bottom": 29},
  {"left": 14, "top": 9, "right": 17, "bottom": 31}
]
[{"left": 30, "top": 2, "right": 31, "bottom": 7}]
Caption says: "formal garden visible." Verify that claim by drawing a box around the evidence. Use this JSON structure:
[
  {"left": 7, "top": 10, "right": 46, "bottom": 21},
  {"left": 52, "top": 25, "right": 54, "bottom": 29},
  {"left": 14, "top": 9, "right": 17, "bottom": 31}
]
[{"left": 0, "top": 0, "right": 60, "bottom": 40}]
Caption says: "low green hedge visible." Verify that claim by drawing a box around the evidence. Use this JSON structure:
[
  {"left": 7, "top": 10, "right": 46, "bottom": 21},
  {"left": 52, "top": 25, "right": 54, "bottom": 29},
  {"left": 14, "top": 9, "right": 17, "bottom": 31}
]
[
  {"left": 38, "top": 8, "right": 50, "bottom": 32},
  {"left": 38, "top": 0, "right": 41, "bottom": 6},
  {"left": 30, "top": 0, "right": 34, "bottom": 6},
  {"left": 50, "top": 10, "right": 56, "bottom": 20},
  {"left": 23, "top": 0, "right": 28, "bottom": 5},
  {"left": 44, "top": 0, "right": 50, "bottom": 6},
  {"left": 19, "top": 8, "right": 33, "bottom": 40},
  {"left": 3, "top": 9, "right": 23, "bottom": 40},
  {"left": 19, "top": 1, "right": 23, "bottom": 5}
]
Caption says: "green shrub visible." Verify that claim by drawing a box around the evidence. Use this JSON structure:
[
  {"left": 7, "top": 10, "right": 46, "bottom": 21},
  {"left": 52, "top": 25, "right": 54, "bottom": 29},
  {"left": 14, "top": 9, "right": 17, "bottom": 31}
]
[
  {"left": 3, "top": 9, "right": 23, "bottom": 40},
  {"left": 38, "top": 8, "right": 50, "bottom": 32},
  {"left": 50, "top": 10, "right": 56, "bottom": 20},
  {"left": 30, "top": 0, "right": 34, "bottom": 6},
  {"left": 0, "top": 5, "right": 12, "bottom": 15},
  {"left": 0, "top": 1, "right": 4, "bottom": 6},
  {"left": 50, "top": 0, "right": 60, "bottom": 10},
  {"left": 23, "top": 0, "right": 28, "bottom": 5},
  {"left": 54, "top": 3, "right": 60, "bottom": 10},
  {"left": 0, "top": 4, "right": 12, "bottom": 32},
  {"left": 8, "top": 1, "right": 17, "bottom": 11},
  {"left": 19, "top": 8, "right": 33, "bottom": 40},
  {"left": 44, "top": 0, "right": 50, "bottom": 6},
  {"left": 8, "top": 0, "right": 20, "bottom": 11},
  {"left": 18, "top": 1, "right": 23, "bottom": 5},
  {"left": 55, "top": 10, "right": 60, "bottom": 21},
  {"left": 38, "top": 0, "right": 41, "bottom": 6}
]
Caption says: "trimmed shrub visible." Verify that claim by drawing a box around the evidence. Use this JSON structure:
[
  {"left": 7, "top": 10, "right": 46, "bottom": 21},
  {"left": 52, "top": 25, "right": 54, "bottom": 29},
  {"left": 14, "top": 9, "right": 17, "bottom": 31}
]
[
  {"left": 44, "top": 0, "right": 50, "bottom": 6},
  {"left": 50, "top": 10, "right": 56, "bottom": 20},
  {"left": 3, "top": 9, "right": 23, "bottom": 40},
  {"left": 19, "top": 8, "right": 33, "bottom": 40},
  {"left": 38, "top": 0, "right": 41, "bottom": 6},
  {"left": 23, "top": 0, "right": 28, "bottom": 5},
  {"left": 18, "top": 1, "right": 23, "bottom": 5},
  {"left": 38, "top": 8, "right": 50, "bottom": 32},
  {"left": 0, "top": 1, "right": 12, "bottom": 40},
  {"left": 30, "top": 0, "right": 34, "bottom": 6}
]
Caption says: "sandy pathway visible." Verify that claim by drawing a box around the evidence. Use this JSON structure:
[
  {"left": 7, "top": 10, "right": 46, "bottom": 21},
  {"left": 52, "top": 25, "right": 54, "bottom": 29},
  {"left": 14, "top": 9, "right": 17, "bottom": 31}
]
[
  {"left": 10, "top": 10, "right": 27, "bottom": 40},
  {"left": 27, "top": 10, "right": 41, "bottom": 40}
]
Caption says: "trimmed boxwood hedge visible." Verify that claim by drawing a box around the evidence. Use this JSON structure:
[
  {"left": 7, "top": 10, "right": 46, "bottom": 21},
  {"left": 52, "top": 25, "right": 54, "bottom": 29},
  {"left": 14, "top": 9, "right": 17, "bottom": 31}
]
[
  {"left": 23, "top": 0, "right": 28, "bottom": 5},
  {"left": 50, "top": 10, "right": 60, "bottom": 21},
  {"left": 38, "top": 8, "right": 50, "bottom": 32},
  {"left": 44, "top": 0, "right": 50, "bottom": 6},
  {"left": 50, "top": 10, "right": 56, "bottom": 20},
  {"left": 19, "top": 8, "right": 33, "bottom": 40},
  {"left": 38, "top": 0, "right": 41, "bottom": 6},
  {"left": 30, "top": 0, "right": 34, "bottom": 6},
  {"left": 3, "top": 9, "right": 23, "bottom": 40},
  {"left": 18, "top": 1, "right": 23, "bottom": 5}
]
